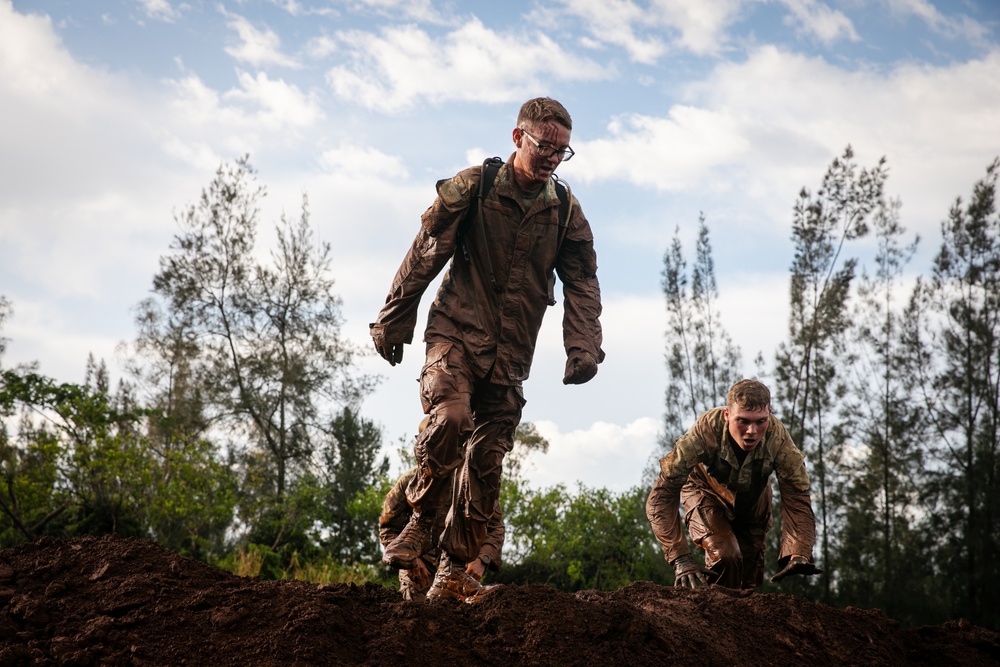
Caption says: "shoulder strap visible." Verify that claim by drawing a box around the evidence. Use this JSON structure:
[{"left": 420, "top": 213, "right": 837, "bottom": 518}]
[
  {"left": 547, "top": 176, "right": 573, "bottom": 306},
  {"left": 466, "top": 158, "right": 572, "bottom": 298},
  {"left": 465, "top": 157, "right": 504, "bottom": 293},
  {"left": 553, "top": 176, "right": 571, "bottom": 247},
  {"left": 480, "top": 156, "right": 503, "bottom": 200}
]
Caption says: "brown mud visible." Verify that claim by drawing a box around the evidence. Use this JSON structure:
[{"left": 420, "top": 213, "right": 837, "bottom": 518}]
[{"left": 0, "top": 534, "right": 997, "bottom": 666}]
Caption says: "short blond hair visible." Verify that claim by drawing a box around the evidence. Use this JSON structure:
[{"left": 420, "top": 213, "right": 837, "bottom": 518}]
[
  {"left": 727, "top": 379, "right": 771, "bottom": 412},
  {"left": 517, "top": 97, "right": 572, "bottom": 131}
]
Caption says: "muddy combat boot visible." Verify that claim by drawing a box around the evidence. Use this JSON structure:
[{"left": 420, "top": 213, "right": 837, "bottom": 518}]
[
  {"left": 382, "top": 511, "right": 434, "bottom": 569},
  {"left": 427, "top": 554, "right": 498, "bottom": 603}
]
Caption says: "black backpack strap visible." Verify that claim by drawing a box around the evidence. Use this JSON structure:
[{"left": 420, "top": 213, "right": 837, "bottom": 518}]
[
  {"left": 466, "top": 158, "right": 571, "bottom": 302},
  {"left": 548, "top": 176, "right": 573, "bottom": 306},
  {"left": 465, "top": 157, "right": 504, "bottom": 292}
]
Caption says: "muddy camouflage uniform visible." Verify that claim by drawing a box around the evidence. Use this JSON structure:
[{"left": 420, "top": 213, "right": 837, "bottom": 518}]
[
  {"left": 371, "top": 155, "right": 603, "bottom": 563},
  {"left": 646, "top": 407, "right": 816, "bottom": 588},
  {"left": 379, "top": 468, "right": 504, "bottom": 602}
]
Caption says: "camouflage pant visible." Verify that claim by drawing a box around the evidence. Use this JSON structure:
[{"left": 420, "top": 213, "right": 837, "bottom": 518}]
[
  {"left": 406, "top": 342, "right": 523, "bottom": 563},
  {"left": 681, "top": 484, "right": 772, "bottom": 589}
]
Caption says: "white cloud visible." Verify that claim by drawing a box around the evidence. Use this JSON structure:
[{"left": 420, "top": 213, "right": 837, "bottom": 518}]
[
  {"left": 779, "top": 0, "right": 859, "bottom": 45},
  {"left": 543, "top": 0, "right": 666, "bottom": 63},
  {"left": 648, "top": 0, "right": 748, "bottom": 56},
  {"left": 572, "top": 107, "right": 752, "bottom": 191},
  {"left": 548, "top": 0, "right": 746, "bottom": 60},
  {"left": 0, "top": 2, "right": 178, "bottom": 296},
  {"left": 326, "top": 19, "right": 612, "bottom": 112},
  {"left": 267, "top": 0, "right": 337, "bottom": 18},
  {"left": 136, "top": 0, "right": 180, "bottom": 23},
  {"left": 687, "top": 45, "right": 1000, "bottom": 237},
  {"left": 160, "top": 68, "right": 324, "bottom": 164},
  {"left": 350, "top": 0, "right": 448, "bottom": 24},
  {"left": 223, "top": 70, "right": 324, "bottom": 128},
  {"left": 223, "top": 13, "right": 301, "bottom": 68},
  {"left": 317, "top": 144, "right": 409, "bottom": 179},
  {"left": 521, "top": 418, "right": 662, "bottom": 491},
  {"left": 883, "top": 0, "right": 991, "bottom": 44},
  {"left": 304, "top": 34, "right": 338, "bottom": 59},
  {"left": 571, "top": 44, "right": 1000, "bottom": 245}
]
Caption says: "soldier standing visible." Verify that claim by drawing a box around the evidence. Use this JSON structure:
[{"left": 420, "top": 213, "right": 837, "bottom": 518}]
[{"left": 371, "top": 97, "right": 604, "bottom": 601}]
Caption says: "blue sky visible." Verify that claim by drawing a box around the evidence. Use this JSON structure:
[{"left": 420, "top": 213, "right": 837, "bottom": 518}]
[{"left": 1, "top": 0, "right": 998, "bottom": 491}]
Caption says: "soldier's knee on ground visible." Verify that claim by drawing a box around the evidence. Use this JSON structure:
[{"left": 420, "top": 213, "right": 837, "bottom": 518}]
[
  {"left": 702, "top": 532, "right": 743, "bottom": 566},
  {"left": 701, "top": 534, "right": 745, "bottom": 588}
]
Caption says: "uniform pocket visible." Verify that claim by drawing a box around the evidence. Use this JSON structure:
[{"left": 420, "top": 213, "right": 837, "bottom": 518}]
[{"left": 419, "top": 342, "right": 455, "bottom": 413}]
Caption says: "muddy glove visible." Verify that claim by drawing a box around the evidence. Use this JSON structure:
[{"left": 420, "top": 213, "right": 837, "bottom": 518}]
[
  {"left": 770, "top": 555, "right": 822, "bottom": 583},
  {"left": 562, "top": 349, "right": 598, "bottom": 385},
  {"left": 672, "top": 554, "right": 714, "bottom": 588},
  {"left": 370, "top": 322, "right": 405, "bottom": 366}
]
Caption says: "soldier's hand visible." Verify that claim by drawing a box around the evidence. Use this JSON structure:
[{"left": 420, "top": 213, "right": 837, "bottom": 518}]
[
  {"left": 563, "top": 349, "right": 598, "bottom": 385},
  {"left": 672, "top": 554, "right": 714, "bottom": 588},
  {"left": 770, "top": 555, "right": 822, "bottom": 583},
  {"left": 465, "top": 557, "right": 487, "bottom": 581},
  {"left": 370, "top": 323, "right": 405, "bottom": 366}
]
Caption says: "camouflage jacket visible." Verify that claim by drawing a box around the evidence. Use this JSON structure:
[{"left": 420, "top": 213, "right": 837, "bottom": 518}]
[
  {"left": 645, "top": 407, "right": 816, "bottom": 564},
  {"left": 379, "top": 468, "right": 505, "bottom": 570},
  {"left": 371, "top": 154, "right": 604, "bottom": 384}
]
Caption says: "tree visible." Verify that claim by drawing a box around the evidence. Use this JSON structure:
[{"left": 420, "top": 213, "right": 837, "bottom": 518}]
[
  {"left": 773, "top": 146, "right": 885, "bottom": 599},
  {"left": 499, "top": 424, "right": 670, "bottom": 590},
  {"left": 0, "top": 366, "right": 144, "bottom": 544},
  {"left": 496, "top": 482, "right": 671, "bottom": 590},
  {"left": 652, "top": 216, "right": 741, "bottom": 484},
  {"left": 130, "top": 156, "right": 377, "bottom": 553},
  {"left": 833, "top": 197, "right": 932, "bottom": 622},
  {"left": 901, "top": 158, "right": 1000, "bottom": 629},
  {"left": 314, "top": 406, "right": 389, "bottom": 564},
  {"left": 0, "top": 296, "right": 10, "bottom": 361}
]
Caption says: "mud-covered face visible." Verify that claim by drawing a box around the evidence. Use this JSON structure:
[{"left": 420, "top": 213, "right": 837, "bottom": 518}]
[
  {"left": 511, "top": 121, "right": 572, "bottom": 190},
  {"left": 724, "top": 403, "right": 770, "bottom": 452}
]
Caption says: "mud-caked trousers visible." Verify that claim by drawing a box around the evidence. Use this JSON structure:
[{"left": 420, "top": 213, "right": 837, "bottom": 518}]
[
  {"left": 681, "top": 484, "right": 773, "bottom": 589},
  {"left": 405, "top": 342, "right": 523, "bottom": 564}
]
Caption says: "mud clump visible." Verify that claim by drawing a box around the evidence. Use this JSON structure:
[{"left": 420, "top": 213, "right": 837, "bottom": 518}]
[{"left": 0, "top": 535, "right": 997, "bottom": 666}]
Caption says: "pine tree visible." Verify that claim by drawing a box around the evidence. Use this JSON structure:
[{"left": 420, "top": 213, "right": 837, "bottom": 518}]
[
  {"left": 651, "top": 215, "right": 741, "bottom": 484},
  {"left": 901, "top": 158, "right": 1000, "bottom": 628},
  {"left": 773, "top": 146, "right": 886, "bottom": 599}
]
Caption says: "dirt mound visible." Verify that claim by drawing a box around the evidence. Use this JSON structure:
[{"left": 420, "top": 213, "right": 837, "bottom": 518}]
[{"left": 0, "top": 535, "right": 997, "bottom": 666}]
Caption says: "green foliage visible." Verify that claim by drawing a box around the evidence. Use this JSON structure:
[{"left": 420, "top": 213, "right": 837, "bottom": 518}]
[
  {"left": 901, "top": 158, "right": 1000, "bottom": 629},
  {"left": 497, "top": 479, "right": 671, "bottom": 591},
  {"left": 773, "top": 145, "right": 886, "bottom": 601},
  {"left": 0, "top": 365, "right": 238, "bottom": 557},
  {"left": 830, "top": 196, "right": 928, "bottom": 622},
  {"left": 314, "top": 407, "right": 390, "bottom": 564},
  {"left": 215, "top": 542, "right": 396, "bottom": 586},
  {"left": 0, "top": 368, "right": 143, "bottom": 544},
  {"left": 126, "top": 156, "right": 381, "bottom": 557}
]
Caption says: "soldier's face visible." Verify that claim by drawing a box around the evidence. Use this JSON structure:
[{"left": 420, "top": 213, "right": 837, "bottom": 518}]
[
  {"left": 724, "top": 403, "right": 770, "bottom": 451},
  {"left": 511, "top": 121, "right": 571, "bottom": 190}
]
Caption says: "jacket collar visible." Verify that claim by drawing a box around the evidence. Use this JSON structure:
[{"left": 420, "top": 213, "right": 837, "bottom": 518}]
[{"left": 493, "top": 152, "right": 560, "bottom": 212}]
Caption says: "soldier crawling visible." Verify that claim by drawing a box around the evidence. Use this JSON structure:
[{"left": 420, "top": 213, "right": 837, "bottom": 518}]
[{"left": 646, "top": 379, "right": 822, "bottom": 588}]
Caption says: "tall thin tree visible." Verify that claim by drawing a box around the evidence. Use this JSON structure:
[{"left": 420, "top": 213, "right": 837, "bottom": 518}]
[
  {"left": 774, "top": 146, "right": 886, "bottom": 599},
  {"left": 901, "top": 158, "right": 1000, "bottom": 628}
]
